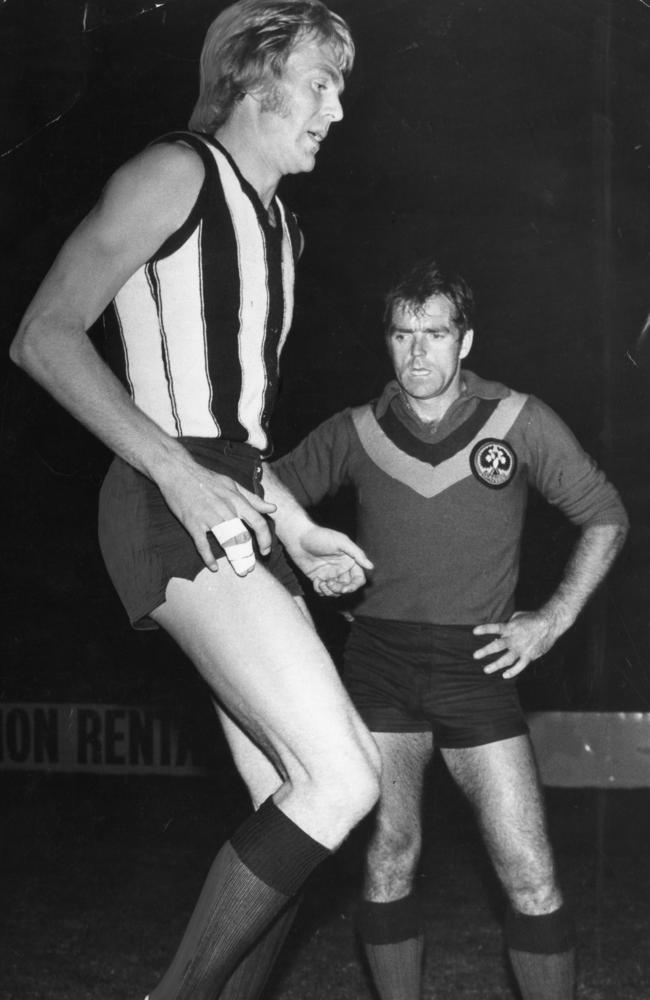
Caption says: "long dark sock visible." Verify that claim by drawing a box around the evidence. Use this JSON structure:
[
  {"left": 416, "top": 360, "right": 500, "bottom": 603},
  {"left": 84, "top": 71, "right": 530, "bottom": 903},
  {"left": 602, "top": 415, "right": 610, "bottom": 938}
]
[
  {"left": 148, "top": 798, "right": 329, "bottom": 1000},
  {"left": 357, "top": 895, "right": 424, "bottom": 1000},
  {"left": 218, "top": 897, "right": 301, "bottom": 1000},
  {"left": 505, "top": 905, "right": 575, "bottom": 1000}
]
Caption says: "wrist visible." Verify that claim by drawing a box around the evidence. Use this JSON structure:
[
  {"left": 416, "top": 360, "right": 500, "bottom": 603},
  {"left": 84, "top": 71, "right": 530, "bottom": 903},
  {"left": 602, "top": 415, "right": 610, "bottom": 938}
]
[
  {"left": 142, "top": 435, "right": 191, "bottom": 485},
  {"left": 539, "top": 597, "right": 576, "bottom": 640},
  {"left": 275, "top": 510, "right": 314, "bottom": 548}
]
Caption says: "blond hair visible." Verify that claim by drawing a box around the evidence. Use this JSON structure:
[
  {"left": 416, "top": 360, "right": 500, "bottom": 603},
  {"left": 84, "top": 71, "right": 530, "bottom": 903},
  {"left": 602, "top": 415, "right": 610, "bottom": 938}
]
[{"left": 189, "top": 0, "right": 354, "bottom": 134}]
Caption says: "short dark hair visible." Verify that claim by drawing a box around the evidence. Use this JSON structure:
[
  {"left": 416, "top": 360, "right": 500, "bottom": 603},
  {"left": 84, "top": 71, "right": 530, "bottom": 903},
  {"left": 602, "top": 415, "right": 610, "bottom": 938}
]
[
  {"left": 384, "top": 258, "right": 475, "bottom": 337},
  {"left": 189, "top": 0, "right": 355, "bottom": 133}
]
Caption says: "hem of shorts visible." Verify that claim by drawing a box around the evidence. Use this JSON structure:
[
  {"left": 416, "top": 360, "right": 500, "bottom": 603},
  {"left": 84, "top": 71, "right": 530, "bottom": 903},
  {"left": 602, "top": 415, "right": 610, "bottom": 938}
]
[
  {"left": 436, "top": 722, "right": 529, "bottom": 750},
  {"left": 129, "top": 586, "right": 170, "bottom": 631},
  {"left": 364, "top": 720, "right": 433, "bottom": 734}
]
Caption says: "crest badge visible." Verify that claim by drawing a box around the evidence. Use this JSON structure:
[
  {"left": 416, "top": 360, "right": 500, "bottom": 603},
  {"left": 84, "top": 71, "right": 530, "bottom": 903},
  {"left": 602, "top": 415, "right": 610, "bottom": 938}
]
[{"left": 470, "top": 438, "right": 517, "bottom": 489}]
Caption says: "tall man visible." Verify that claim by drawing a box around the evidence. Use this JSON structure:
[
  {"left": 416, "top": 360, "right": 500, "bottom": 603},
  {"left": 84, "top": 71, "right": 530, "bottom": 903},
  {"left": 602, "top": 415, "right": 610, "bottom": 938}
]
[
  {"left": 272, "top": 257, "right": 629, "bottom": 999},
  {"left": 10, "top": 4, "right": 381, "bottom": 999}
]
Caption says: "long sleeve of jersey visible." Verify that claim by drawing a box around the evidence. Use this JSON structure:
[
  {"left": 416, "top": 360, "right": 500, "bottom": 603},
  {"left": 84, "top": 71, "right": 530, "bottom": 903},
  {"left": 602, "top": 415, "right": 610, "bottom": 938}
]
[
  {"left": 271, "top": 409, "right": 356, "bottom": 508},
  {"left": 523, "top": 397, "right": 629, "bottom": 530}
]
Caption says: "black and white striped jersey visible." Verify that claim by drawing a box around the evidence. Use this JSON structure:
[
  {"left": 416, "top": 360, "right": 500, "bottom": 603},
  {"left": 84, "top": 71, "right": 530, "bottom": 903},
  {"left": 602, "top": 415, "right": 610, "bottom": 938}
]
[{"left": 102, "top": 132, "right": 302, "bottom": 452}]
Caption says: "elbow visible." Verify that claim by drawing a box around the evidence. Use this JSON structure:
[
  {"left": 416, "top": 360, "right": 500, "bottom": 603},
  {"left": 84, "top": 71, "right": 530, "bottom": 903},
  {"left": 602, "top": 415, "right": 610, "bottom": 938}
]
[
  {"left": 10, "top": 318, "right": 43, "bottom": 375},
  {"left": 603, "top": 520, "right": 629, "bottom": 559},
  {"left": 10, "top": 314, "right": 61, "bottom": 382},
  {"left": 9, "top": 329, "right": 28, "bottom": 370}
]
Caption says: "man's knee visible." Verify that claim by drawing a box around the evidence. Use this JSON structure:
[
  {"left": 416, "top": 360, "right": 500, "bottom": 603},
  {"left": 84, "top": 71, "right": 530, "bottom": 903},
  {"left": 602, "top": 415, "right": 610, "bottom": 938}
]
[
  {"left": 299, "top": 732, "right": 381, "bottom": 838},
  {"left": 501, "top": 851, "right": 562, "bottom": 914},
  {"left": 372, "top": 819, "right": 421, "bottom": 866},
  {"left": 331, "top": 740, "right": 382, "bottom": 826}
]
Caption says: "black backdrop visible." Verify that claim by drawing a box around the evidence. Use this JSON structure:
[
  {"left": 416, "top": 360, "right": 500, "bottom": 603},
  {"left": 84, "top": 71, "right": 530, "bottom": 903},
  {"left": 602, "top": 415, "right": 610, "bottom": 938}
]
[{"left": 2, "top": 0, "right": 649, "bottom": 715}]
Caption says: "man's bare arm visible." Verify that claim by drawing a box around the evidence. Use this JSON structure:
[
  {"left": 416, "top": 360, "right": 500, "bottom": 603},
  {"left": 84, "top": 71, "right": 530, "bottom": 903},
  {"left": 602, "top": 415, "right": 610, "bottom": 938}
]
[
  {"left": 10, "top": 144, "right": 274, "bottom": 572},
  {"left": 263, "top": 465, "right": 373, "bottom": 595},
  {"left": 473, "top": 522, "right": 628, "bottom": 678}
]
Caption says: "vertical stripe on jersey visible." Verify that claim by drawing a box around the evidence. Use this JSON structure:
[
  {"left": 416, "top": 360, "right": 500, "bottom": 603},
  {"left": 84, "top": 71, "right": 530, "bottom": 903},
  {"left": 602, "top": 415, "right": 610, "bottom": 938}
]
[
  {"left": 276, "top": 200, "right": 296, "bottom": 359},
  {"left": 216, "top": 150, "right": 270, "bottom": 450},
  {"left": 146, "top": 262, "right": 182, "bottom": 436},
  {"left": 154, "top": 223, "right": 220, "bottom": 437},
  {"left": 112, "top": 268, "right": 179, "bottom": 435}
]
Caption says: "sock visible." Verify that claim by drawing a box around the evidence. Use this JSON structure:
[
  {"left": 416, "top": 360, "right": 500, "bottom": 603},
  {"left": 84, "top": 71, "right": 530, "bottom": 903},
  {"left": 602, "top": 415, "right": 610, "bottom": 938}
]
[
  {"left": 148, "top": 798, "right": 329, "bottom": 1000},
  {"left": 357, "top": 895, "right": 424, "bottom": 1000},
  {"left": 218, "top": 896, "right": 301, "bottom": 1000},
  {"left": 505, "top": 905, "right": 575, "bottom": 1000}
]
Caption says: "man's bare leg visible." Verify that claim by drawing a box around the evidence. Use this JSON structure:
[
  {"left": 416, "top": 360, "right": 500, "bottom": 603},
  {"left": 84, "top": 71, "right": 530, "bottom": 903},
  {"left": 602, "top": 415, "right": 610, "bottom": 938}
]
[
  {"left": 358, "top": 732, "right": 433, "bottom": 1000},
  {"left": 213, "top": 594, "right": 345, "bottom": 1000},
  {"left": 146, "top": 564, "right": 380, "bottom": 1000},
  {"left": 442, "top": 736, "right": 574, "bottom": 999}
]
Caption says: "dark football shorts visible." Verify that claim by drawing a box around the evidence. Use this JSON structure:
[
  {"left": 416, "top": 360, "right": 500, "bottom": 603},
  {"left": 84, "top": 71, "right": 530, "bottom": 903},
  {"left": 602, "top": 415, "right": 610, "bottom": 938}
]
[
  {"left": 98, "top": 437, "right": 301, "bottom": 631},
  {"left": 342, "top": 615, "right": 529, "bottom": 749}
]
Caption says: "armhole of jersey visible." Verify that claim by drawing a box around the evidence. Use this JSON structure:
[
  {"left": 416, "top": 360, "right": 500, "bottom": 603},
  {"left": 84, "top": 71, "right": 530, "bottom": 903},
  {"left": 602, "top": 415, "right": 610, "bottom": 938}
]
[{"left": 148, "top": 131, "right": 214, "bottom": 261}]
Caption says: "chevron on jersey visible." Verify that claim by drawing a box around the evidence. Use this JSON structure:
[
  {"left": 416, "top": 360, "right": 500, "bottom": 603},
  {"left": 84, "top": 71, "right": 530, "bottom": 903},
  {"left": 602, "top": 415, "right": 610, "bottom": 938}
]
[{"left": 352, "top": 391, "right": 529, "bottom": 498}]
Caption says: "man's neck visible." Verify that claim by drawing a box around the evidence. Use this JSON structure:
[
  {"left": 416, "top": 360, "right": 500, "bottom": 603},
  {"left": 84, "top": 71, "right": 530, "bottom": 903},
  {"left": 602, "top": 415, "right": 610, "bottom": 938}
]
[
  {"left": 400, "top": 377, "right": 465, "bottom": 426},
  {"left": 215, "top": 119, "right": 280, "bottom": 210}
]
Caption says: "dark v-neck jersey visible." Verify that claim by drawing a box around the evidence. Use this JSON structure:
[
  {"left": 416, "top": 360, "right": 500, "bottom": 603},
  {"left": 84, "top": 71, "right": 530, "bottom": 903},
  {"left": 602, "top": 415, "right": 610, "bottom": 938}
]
[{"left": 272, "top": 373, "right": 628, "bottom": 625}]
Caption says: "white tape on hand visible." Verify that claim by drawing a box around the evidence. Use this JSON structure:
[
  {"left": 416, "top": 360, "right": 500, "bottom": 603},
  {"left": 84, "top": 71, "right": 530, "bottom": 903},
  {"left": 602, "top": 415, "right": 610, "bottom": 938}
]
[{"left": 210, "top": 517, "right": 256, "bottom": 574}]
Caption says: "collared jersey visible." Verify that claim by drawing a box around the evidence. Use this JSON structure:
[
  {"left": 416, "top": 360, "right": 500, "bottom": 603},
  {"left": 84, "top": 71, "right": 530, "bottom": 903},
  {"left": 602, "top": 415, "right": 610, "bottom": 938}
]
[
  {"left": 102, "top": 131, "right": 302, "bottom": 452},
  {"left": 272, "top": 372, "right": 628, "bottom": 625}
]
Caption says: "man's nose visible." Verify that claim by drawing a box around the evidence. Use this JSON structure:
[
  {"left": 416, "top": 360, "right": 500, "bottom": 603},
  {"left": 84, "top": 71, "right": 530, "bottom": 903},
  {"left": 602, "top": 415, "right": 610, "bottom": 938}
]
[{"left": 325, "top": 89, "right": 344, "bottom": 122}]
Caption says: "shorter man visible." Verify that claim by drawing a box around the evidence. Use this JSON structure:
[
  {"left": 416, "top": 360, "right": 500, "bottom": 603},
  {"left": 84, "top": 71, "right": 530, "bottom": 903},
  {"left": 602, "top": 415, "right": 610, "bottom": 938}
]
[{"left": 272, "top": 258, "right": 628, "bottom": 999}]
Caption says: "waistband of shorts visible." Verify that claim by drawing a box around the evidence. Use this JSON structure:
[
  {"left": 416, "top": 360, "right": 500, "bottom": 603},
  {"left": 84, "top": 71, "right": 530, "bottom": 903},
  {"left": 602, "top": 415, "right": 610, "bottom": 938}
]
[
  {"left": 180, "top": 437, "right": 263, "bottom": 461},
  {"left": 353, "top": 615, "right": 478, "bottom": 636}
]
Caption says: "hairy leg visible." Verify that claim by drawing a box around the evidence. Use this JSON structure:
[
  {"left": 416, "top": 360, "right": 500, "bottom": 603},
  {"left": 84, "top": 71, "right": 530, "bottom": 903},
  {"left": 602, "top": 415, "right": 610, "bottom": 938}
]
[
  {"left": 441, "top": 735, "right": 561, "bottom": 914},
  {"left": 442, "top": 736, "right": 574, "bottom": 1000},
  {"left": 358, "top": 732, "right": 433, "bottom": 1000},
  {"left": 365, "top": 732, "right": 433, "bottom": 901}
]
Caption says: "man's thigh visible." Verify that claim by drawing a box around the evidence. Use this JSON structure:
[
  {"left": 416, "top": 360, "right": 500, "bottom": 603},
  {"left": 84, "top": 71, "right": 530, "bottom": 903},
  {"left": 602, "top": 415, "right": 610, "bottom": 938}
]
[
  {"left": 214, "top": 595, "right": 317, "bottom": 808},
  {"left": 152, "top": 563, "right": 366, "bottom": 770},
  {"left": 373, "top": 732, "right": 433, "bottom": 831},
  {"left": 441, "top": 736, "right": 559, "bottom": 896}
]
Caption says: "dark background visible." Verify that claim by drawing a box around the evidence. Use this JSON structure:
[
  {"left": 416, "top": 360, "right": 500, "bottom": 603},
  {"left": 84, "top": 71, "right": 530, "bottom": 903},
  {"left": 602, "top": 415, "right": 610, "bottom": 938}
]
[{"left": 2, "top": 0, "right": 649, "bottom": 719}]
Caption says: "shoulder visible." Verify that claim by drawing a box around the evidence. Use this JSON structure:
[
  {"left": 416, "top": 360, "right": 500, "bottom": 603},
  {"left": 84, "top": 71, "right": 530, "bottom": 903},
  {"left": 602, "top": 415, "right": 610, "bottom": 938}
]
[
  {"left": 519, "top": 393, "right": 568, "bottom": 427},
  {"left": 97, "top": 139, "right": 206, "bottom": 238}
]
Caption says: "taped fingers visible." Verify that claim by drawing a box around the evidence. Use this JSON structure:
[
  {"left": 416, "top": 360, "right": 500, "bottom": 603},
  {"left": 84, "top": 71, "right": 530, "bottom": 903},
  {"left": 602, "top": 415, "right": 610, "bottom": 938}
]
[{"left": 210, "top": 517, "right": 256, "bottom": 575}]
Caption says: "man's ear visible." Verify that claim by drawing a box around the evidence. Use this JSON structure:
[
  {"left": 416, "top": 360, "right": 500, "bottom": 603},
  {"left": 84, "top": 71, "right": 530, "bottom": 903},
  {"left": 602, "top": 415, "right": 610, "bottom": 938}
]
[{"left": 460, "top": 328, "right": 474, "bottom": 359}]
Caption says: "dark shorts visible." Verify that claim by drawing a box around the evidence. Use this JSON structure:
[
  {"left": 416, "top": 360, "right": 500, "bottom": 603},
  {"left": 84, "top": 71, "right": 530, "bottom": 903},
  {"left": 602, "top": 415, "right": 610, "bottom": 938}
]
[
  {"left": 98, "top": 438, "right": 302, "bottom": 630},
  {"left": 342, "top": 616, "right": 528, "bottom": 749}
]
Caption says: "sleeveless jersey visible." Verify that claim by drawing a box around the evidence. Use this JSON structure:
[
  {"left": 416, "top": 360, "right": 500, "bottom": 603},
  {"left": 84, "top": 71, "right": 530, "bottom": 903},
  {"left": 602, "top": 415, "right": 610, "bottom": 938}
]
[{"left": 102, "top": 132, "right": 302, "bottom": 452}]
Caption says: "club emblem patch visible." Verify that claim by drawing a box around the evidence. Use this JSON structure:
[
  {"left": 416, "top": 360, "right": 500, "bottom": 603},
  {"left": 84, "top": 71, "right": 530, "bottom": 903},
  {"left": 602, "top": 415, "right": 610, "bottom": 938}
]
[{"left": 470, "top": 438, "right": 517, "bottom": 489}]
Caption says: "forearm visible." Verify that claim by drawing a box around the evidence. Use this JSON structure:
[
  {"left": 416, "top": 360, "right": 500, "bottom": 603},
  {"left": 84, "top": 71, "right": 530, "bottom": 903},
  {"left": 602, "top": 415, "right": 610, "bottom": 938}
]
[
  {"left": 262, "top": 465, "right": 314, "bottom": 545},
  {"left": 539, "top": 522, "right": 628, "bottom": 638}
]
